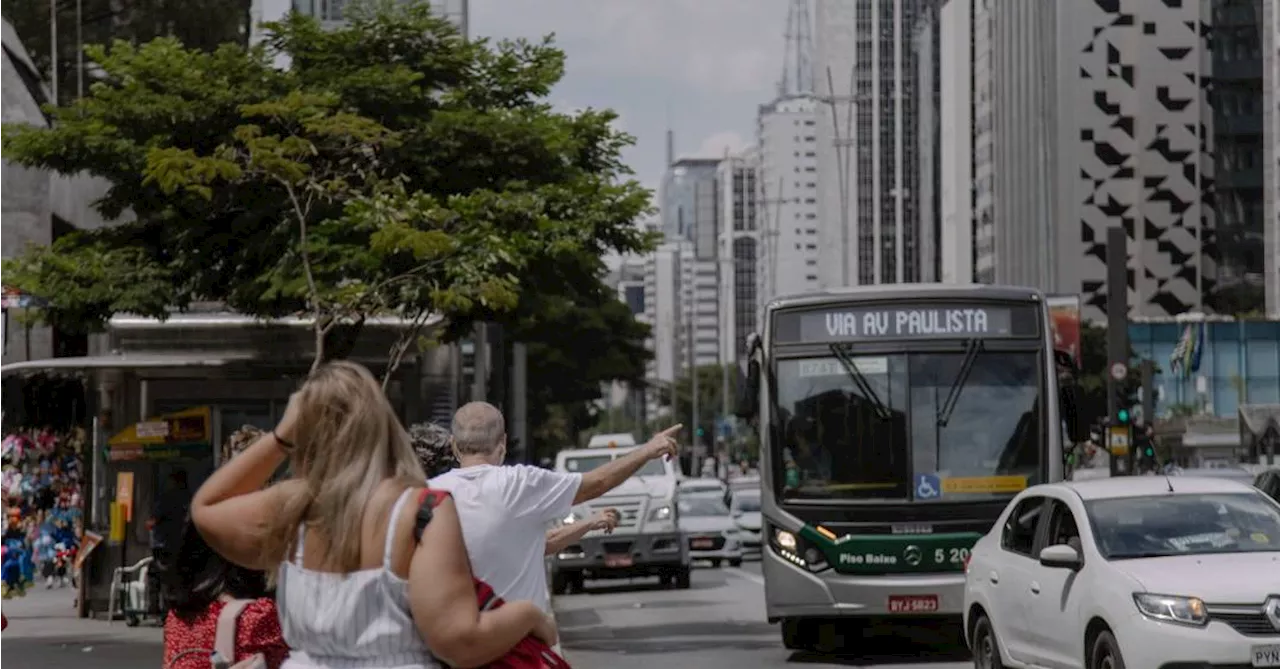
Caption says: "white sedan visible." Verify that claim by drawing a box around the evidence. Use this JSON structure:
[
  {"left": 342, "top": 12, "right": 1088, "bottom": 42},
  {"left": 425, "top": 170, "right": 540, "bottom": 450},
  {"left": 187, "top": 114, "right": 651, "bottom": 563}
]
[{"left": 963, "top": 476, "right": 1280, "bottom": 669}]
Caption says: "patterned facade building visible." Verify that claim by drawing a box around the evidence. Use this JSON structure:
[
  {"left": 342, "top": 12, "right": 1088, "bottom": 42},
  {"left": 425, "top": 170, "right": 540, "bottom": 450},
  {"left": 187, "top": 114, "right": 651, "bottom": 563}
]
[
  {"left": 938, "top": 0, "right": 1216, "bottom": 322},
  {"left": 1067, "top": 0, "right": 1215, "bottom": 320}
]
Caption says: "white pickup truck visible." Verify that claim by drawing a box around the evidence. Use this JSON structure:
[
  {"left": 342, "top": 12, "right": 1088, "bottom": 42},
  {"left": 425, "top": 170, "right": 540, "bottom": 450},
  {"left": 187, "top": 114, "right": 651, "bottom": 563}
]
[{"left": 549, "top": 435, "right": 691, "bottom": 593}]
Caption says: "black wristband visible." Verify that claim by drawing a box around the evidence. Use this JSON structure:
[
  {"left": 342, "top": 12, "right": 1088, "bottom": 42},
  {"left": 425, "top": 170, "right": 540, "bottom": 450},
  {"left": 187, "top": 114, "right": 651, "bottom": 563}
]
[{"left": 272, "top": 429, "right": 295, "bottom": 453}]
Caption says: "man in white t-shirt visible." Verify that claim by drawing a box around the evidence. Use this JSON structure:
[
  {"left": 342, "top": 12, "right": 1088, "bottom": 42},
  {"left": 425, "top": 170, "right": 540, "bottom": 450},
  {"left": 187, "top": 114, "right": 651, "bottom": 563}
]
[{"left": 429, "top": 401, "right": 681, "bottom": 613}]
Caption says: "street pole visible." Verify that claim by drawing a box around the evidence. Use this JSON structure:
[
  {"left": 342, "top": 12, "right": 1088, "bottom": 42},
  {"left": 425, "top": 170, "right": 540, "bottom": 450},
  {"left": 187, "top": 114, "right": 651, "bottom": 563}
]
[
  {"left": 689, "top": 317, "right": 700, "bottom": 472},
  {"left": 1106, "top": 226, "right": 1131, "bottom": 476}
]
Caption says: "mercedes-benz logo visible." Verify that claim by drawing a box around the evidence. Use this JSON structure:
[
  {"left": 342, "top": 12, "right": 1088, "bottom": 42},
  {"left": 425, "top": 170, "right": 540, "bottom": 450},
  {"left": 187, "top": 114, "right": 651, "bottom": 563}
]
[
  {"left": 1265, "top": 597, "right": 1280, "bottom": 632},
  {"left": 903, "top": 545, "right": 922, "bottom": 566}
]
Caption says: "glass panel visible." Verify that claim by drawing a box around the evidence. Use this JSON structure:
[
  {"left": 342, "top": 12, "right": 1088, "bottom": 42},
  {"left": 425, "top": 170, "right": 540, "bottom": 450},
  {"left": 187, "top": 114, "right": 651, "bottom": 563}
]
[
  {"left": 1087, "top": 493, "right": 1280, "bottom": 559},
  {"left": 908, "top": 351, "right": 1043, "bottom": 501},
  {"left": 773, "top": 355, "right": 910, "bottom": 500}
]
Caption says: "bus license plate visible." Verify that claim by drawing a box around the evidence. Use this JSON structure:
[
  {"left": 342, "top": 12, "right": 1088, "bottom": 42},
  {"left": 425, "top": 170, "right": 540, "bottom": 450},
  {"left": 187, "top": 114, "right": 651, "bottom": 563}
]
[
  {"left": 888, "top": 595, "right": 939, "bottom": 614},
  {"left": 1253, "top": 644, "right": 1280, "bottom": 667},
  {"left": 604, "top": 554, "right": 633, "bottom": 568},
  {"left": 692, "top": 538, "right": 714, "bottom": 549}
]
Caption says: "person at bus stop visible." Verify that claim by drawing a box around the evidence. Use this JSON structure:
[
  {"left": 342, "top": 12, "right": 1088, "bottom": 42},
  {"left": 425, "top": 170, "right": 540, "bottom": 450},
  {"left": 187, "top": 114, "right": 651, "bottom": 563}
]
[{"left": 428, "top": 401, "right": 680, "bottom": 615}]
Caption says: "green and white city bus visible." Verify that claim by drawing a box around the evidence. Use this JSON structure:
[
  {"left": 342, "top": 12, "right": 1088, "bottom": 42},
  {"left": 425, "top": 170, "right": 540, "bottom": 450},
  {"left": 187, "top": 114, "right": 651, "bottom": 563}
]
[{"left": 735, "top": 284, "right": 1083, "bottom": 651}]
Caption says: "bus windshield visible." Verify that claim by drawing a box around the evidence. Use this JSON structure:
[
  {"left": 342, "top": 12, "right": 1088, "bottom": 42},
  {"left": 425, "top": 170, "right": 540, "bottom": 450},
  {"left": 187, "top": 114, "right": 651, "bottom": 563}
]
[{"left": 773, "top": 351, "right": 1043, "bottom": 502}]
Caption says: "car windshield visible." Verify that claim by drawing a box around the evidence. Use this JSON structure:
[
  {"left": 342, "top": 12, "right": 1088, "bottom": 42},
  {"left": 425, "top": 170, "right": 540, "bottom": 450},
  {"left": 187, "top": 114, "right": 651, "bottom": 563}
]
[
  {"left": 733, "top": 495, "right": 761, "bottom": 513},
  {"left": 563, "top": 455, "right": 610, "bottom": 473},
  {"left": 773, "top": 351, "right": 1043, "bottom": 501},
  {"left": 1085, "top": 493, "right": 1280, "bottom": 559},
  {"left": 635, "top": 459, "right": 666, "bottom": 477},
  {"left": 562, "top": 455, "right": 665, "bottom": 476},
  {"left": 680, "top": 496, "right": 729, "bottom": 517}
]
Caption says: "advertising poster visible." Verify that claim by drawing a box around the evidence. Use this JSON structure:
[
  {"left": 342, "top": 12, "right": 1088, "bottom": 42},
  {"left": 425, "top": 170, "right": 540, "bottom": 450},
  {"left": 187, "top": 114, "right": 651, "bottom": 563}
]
[
  {"left": 108, "top": 405, "right": 212, "bottom": 462},
  {"left": 1046, "top": 294, "right": 1082, "bottom": 366}
]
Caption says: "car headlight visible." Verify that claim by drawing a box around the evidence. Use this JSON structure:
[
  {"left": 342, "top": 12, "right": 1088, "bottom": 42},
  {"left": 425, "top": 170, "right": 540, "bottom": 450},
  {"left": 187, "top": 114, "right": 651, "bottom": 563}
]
[
  {"left": 563, "top": 509, "right": 586, "bottom": 524},
  {"left": 1132, "top": 593, "right": 1209, "bottom": 627},
  {"left": 648, "top": 505, "right": 672, "bottom": 522}
]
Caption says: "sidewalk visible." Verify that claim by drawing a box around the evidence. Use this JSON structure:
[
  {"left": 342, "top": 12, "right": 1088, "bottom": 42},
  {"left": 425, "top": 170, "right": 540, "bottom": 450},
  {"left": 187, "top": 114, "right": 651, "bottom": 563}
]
[{"left": 2, "top": 587, "right": 163, "bottom": 668}]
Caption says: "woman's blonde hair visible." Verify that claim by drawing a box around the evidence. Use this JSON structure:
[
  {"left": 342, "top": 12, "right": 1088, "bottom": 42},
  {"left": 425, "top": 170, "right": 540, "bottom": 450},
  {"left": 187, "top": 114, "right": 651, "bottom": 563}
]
[{"left": 260, "top": 360, "right": 425, "bottom": 573}]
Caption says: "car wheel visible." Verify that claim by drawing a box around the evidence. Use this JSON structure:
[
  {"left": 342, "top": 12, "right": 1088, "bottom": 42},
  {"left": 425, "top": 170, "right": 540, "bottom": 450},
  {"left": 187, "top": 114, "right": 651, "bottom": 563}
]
[
  {"left": 675, "top": 566, "right": 692, "bottom": 589},
  {"left": 1090, "top": 630, "right": 1126, "bottom": 669},
  {"left": 729, "top": 558, "right": 743, "bottom": 567},
  {"left": 551, "top": 571, "right": 568, "bottom": 595},
  {"left": 971, "top": 614, "right": 1004, "bottom": 669},
  {"left": 568, "top": 573, "right": 586, "bottom": 594}
]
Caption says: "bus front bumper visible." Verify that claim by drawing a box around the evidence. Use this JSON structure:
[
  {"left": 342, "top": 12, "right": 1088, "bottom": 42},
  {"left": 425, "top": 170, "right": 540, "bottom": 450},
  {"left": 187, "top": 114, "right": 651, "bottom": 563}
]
[{"left": 761, "top": 547, "right": 966, "bottom": 622}]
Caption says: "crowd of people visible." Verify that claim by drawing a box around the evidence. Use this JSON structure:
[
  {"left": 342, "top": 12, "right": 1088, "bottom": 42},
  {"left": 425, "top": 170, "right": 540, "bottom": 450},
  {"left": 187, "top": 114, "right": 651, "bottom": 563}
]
[
  {"left": 1, "top": 428, "right": 84, "bottom": 598},
  {"left": 159, "top": 360, "right": 681, "bottom": 669}
]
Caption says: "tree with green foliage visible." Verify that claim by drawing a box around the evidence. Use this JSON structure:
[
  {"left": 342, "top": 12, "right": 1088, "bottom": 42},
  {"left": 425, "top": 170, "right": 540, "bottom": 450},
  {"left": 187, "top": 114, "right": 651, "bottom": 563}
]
[
  {"left": 1077, "top": 321, "right": 1150, "bottom": 428},
  {"left": 3, "top": 3, "right": 653, "bottom": 391},
  {"left": 657, "top": 364, "right": 739, "bottom": 448}
]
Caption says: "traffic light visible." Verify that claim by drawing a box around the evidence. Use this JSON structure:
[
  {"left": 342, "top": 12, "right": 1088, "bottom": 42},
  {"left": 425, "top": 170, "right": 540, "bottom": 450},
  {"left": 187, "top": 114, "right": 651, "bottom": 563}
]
[
  {"left": 696, "top": 427, "right": 705, "bottom": 438},
  {"left": 1116, "top": 407, "right": 1130, "bottom": 425}
]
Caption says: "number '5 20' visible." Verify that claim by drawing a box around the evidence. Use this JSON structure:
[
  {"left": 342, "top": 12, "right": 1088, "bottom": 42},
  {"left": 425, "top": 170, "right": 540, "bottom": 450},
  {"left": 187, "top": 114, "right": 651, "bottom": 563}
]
[{"left": 935, "top": 548, "right": 971, "bottom": 564}]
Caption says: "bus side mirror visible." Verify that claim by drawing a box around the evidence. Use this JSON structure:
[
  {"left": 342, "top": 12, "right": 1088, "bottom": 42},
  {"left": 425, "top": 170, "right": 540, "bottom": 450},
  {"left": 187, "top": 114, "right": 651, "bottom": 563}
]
[{"left": 735, "top": 359, "right": 760, "bottom": 420}]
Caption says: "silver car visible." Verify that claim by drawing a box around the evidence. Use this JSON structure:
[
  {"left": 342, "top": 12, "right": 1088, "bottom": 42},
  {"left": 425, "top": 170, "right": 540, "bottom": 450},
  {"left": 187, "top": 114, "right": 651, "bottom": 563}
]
[
  {"left": 729, "top": 490, "right": 762, "bottom": 558},
  {"left": 678, "top": 493, "right": 744, "bottom": 567}
]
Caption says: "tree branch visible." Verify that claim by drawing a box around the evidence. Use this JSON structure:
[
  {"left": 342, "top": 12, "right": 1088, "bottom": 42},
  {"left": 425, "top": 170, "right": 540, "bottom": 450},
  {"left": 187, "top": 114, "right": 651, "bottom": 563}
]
[{"left": 381, "top": 308, "right": 434, "bottom": 390}]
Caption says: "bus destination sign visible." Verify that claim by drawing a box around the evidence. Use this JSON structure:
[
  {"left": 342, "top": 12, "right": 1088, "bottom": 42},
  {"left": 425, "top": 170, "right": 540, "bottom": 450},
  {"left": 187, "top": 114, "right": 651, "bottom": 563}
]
[{"left": 775, "top": 304, "right": 1036, "bottom": 344}]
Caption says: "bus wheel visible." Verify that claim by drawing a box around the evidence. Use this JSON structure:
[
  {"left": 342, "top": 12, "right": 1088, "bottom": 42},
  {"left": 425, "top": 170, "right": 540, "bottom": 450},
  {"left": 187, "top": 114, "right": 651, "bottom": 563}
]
[
  {"left": 675, "top": 566, "right": 692, "bottom": 589},
  {"left": 780, "top": 617, "right": 815, "bottom": 651}
]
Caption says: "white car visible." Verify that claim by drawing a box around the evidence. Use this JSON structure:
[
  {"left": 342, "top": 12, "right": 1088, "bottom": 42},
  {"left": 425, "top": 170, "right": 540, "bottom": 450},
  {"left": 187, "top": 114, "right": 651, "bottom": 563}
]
[
  {"left": 729, "top": 489, "right": 762, "bottom": 558},
  {"left": 963, "top": 476, "right": 1280, "bottom": 669},
  {"left": 677, "top": 492, "right": 744, "bottom": 567}
]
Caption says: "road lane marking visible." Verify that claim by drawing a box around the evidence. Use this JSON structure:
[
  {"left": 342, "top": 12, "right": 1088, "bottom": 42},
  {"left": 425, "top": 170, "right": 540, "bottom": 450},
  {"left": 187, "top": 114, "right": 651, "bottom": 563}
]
[{"left": 725, "top": 567, "right": 765, "bottom": 585}]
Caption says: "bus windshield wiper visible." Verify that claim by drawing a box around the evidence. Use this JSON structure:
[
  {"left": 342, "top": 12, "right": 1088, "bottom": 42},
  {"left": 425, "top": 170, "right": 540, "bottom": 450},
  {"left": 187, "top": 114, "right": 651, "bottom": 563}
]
[
  {"left": 937, "top": 338, "right": 983, "bottom": 427},
  {"left": 829, "top": 343, "right": 892, "bottom": 420}
]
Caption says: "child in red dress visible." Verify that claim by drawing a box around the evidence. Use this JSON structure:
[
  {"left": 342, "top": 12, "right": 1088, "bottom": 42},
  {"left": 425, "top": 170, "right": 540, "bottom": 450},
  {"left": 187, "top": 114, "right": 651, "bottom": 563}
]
[{"left": 161, "top": 517, "right": 288, "bottom": 668}]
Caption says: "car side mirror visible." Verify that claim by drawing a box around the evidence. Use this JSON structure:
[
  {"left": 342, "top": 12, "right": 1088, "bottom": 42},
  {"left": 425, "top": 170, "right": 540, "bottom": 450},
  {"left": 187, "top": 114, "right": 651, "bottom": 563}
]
[{"left": 1038, "top": 543, "right": 1083, "bottom": 571}]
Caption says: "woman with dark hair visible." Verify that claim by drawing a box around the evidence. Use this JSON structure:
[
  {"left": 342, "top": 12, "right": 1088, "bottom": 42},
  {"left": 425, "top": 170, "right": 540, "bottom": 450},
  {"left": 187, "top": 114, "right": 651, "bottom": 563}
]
[{"left": 162, "top": 427, "right": 289, "bottom": 669}]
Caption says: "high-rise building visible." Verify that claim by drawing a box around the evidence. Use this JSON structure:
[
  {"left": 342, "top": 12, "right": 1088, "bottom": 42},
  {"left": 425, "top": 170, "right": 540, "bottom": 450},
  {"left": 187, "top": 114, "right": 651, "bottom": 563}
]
[
  {"left": 936, "top": 0, "right": 974, "bottom": 285},
  {"left": 756, "top": 96, "right": 821, "bottom": 306},
  {"left": 1262, "top": 0, "right": 1279, "bottom": 317},
  {"left": 658, "top": 157, "right": 722, "bottom": 371},
  {"left": 939, "top": 0, "right": 1218, "bottom": 321},
  {"left": 1206, "top": 0, "right": 1268, "bottom": 316},
  {"left": 717, "top": 148, "right": 760, "bottom": 365},
  {"left": 756, "top": 1, "right": 821, "bottom": 309},
  {"left": 913, "top": 1, "right": 942, "bottom": 283},
  {"left": 814, "top": 0, "right": 928, "bottom": 287}
]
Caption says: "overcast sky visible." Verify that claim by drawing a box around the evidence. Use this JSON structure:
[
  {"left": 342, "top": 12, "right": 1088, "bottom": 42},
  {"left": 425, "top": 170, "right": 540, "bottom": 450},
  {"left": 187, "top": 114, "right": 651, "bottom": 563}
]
[{"left": 471, "top": 0, "right": 789, "bottom": 196}]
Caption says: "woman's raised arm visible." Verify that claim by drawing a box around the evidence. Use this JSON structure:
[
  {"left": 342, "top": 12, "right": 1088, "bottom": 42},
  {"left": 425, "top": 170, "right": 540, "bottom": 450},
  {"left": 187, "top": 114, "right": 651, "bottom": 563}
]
[{"left": 190, "top": 423, "right": 294, "bottom": 571}]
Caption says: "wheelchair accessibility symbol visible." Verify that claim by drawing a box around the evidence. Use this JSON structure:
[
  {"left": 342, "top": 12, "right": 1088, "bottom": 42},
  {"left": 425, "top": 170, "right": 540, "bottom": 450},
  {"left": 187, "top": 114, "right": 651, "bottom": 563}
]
[{"left": 914, "top": 474, "right": 942, "bottom": 500}]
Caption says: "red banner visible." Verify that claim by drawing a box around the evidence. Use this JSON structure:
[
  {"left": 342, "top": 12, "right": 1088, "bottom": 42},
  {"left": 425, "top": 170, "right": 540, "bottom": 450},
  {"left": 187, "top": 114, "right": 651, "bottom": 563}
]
[{"left": 1046, "top": 295, "right": 1082, "bottom": 366}]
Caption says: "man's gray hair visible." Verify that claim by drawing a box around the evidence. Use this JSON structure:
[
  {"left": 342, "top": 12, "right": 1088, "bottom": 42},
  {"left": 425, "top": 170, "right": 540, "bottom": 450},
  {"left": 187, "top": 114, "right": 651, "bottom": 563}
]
[{"left": 451, "top": 401, "right": 505, "bottom": 456}]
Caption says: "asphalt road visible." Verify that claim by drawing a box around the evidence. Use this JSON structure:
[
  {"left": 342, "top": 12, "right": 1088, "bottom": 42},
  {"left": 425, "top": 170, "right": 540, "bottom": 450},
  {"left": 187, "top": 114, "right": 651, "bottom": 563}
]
[
  {"left": 4, "top": 561, "right": 973, "bottom": 668},
  {"left": 556, "top": 559, "right": 974, "bottom": 669}
]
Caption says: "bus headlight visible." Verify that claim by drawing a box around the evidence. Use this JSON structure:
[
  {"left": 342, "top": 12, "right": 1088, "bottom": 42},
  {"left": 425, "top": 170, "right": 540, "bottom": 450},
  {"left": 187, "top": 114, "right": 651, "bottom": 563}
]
[{"left": 767, "top": 525, "right": 829, "bottom": 573}]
